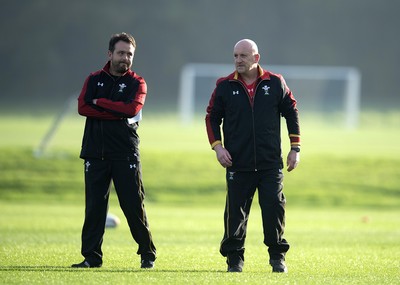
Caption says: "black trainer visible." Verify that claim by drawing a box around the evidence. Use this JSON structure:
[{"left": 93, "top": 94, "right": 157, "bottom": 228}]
[
  {"left": 226, "top": 254, "right": 244, "bottom": 273},
  {"left": 71, "top": 260, "right": 102, "bottom": 268},
  {"left": 140, "top": 260, "right": 154, "bottom": 269},
  {"left": 269, "top": 259, "right": 288, "bottom": 273},
  {"left": 227, "top": 265, "right": 242, "bottom": 272}
]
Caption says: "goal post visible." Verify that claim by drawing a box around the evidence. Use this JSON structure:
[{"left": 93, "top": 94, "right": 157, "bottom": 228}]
[
  {"left": 178, "top": 63, "right": 361, "bottom": 129},
  {"left": 33, "top": 92, "right": 79, "bottom": 158}
]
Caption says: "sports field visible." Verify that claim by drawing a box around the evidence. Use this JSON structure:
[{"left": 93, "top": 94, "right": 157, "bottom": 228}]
[{"left": 0, "top": 111, "right": 399, "bottom": 284}]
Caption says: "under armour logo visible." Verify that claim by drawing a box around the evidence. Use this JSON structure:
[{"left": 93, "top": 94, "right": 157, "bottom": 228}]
[
  {"left": 232, "top": 91, "right": 239, "bottom": 95},
  {"left": 228, "top": 171, "right": 235, "bottom": 180},
  {"left": 262, "top": 85, "right": 270, "bottom": 95},
  {"left": 118, "top": 83, "right": 127, "bottom": 93},
  {"left": 130, "top": 164, "right": 136, "bottom": 169},
  {"left": 85, "top": 161, "right": 91, "bottom": 172},
  {"left": 97, "top": 82, "right": 104, "bottom": 87}
]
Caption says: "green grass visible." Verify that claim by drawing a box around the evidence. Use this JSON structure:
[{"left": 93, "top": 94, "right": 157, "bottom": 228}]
[
  {"left": 0, "top": 112, "right": 399, "bottom": 207},
  {"left": 0, "top": 202, "right": 399, "bottom": 284},
  {"left": 0, "top": 111, "right": 399, "bottom": 284}
]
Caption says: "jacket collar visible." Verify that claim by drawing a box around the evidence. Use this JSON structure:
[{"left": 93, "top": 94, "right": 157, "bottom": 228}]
[{"left": 232, "top": 65, "right": 271, "bottom": 81}]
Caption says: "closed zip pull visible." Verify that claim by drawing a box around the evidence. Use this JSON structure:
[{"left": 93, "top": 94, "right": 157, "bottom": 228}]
[{"left": 236, "top": 80, "right": 258, "bottom": 170}]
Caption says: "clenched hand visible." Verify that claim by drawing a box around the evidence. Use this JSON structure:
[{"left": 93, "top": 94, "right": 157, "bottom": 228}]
[
  {"left": 213, "top": 144, "right": 232, "bottom": 168},
  {"left": 287, "top": 150, "right": 300, "bottom": 172}
]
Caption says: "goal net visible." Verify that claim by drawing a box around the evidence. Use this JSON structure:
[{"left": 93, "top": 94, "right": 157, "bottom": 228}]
[{"left": 178, "top": 63, "right": 361, "bottom": 129}]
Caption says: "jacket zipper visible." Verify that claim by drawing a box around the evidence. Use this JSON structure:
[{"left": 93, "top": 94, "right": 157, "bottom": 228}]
[
  {"left": 101, "top": 121, "right": 104, "bottom": 160},
  {"left": 237, "top": 80, "right": 258, "bottom": 171},
  {"left": 100, "top": 72, "right": 120, "bottom": 160},
  {"left": 251, "top": 107, "right": 257, "bottom": 172},
  {"left": 252, "top": 80, "right": 265, "bottom": 171}
]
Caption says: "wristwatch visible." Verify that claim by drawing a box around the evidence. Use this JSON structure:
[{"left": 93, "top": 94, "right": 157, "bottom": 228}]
[{"left": 291, "top": 147, "right": 300, "bottom": 152}]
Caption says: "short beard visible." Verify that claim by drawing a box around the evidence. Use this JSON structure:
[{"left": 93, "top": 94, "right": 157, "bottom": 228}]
[{"left": 111, "top": 61, "right": 130, "bottom": 75}]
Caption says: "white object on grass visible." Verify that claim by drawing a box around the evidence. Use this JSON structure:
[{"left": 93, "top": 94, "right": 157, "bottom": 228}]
[{"left": 105, "top": 213, "right": 120, "bottom": 228}]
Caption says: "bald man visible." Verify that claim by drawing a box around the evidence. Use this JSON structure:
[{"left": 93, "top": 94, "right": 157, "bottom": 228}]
[{"left": 205, "top": 39, "right": 301, "bottom": 273}]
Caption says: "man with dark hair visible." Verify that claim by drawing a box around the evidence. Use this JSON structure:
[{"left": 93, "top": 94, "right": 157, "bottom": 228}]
[
  {"left": 72, "top": 32, "right": 156, "bottom": 269},
  {"left": 108, "top": 32, "right": 136, "bottom": 52},
  {"left": 205, "top": 39, "right": 301, "bottom": 273}
]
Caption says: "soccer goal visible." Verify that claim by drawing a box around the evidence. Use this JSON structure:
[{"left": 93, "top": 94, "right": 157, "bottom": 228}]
[{"left": 178, "top": 63, "right": 361, "bottom": 129}]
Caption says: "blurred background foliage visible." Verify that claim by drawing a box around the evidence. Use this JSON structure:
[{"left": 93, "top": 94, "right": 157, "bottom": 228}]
[{"left": 1, "top": 0, "right": 399, "bottom": 112}]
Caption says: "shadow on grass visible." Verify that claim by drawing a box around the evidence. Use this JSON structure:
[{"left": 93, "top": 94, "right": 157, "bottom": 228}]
[{"left": 0, "top": 266, "right": 226, "bottom": 273}]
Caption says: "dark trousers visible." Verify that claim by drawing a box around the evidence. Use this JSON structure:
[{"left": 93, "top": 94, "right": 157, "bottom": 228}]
[
  {"left": 80, "top": 158, "right": 156, "bottom": 264},
  {"left": 220, "top": 169, "right": 289, "bottom": 265}
]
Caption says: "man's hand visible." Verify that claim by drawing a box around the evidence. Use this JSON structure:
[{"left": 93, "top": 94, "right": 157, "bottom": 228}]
[
  {"left": 287, "top": 150, "right": 300, "bottom": 172},
  {"left": 214, "top": 144, "right": 232, "bottom": 168}
]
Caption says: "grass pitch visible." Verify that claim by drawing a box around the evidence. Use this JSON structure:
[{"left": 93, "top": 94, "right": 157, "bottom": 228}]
[
  {"left": 0, "top": 202, "right": 399, "bottom": 284},
  {"left": 0, "top": 111, "right": 399, "bottom": 284},
  {"left": 0, "top": 111, "right": 399, "bottom": 207}
]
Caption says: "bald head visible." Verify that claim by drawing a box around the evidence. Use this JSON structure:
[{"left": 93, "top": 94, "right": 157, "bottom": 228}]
[{"left": 234, "top": 39, "right": 259, "bottom": 55}]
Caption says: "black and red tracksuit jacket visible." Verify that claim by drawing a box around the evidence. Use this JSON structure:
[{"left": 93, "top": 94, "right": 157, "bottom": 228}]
[
  {"left": 78, "top": 61, "right": 146, "bottom": 160},
  {"left": 205, "top": 66, "right": 301, "bottom": 171}
]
